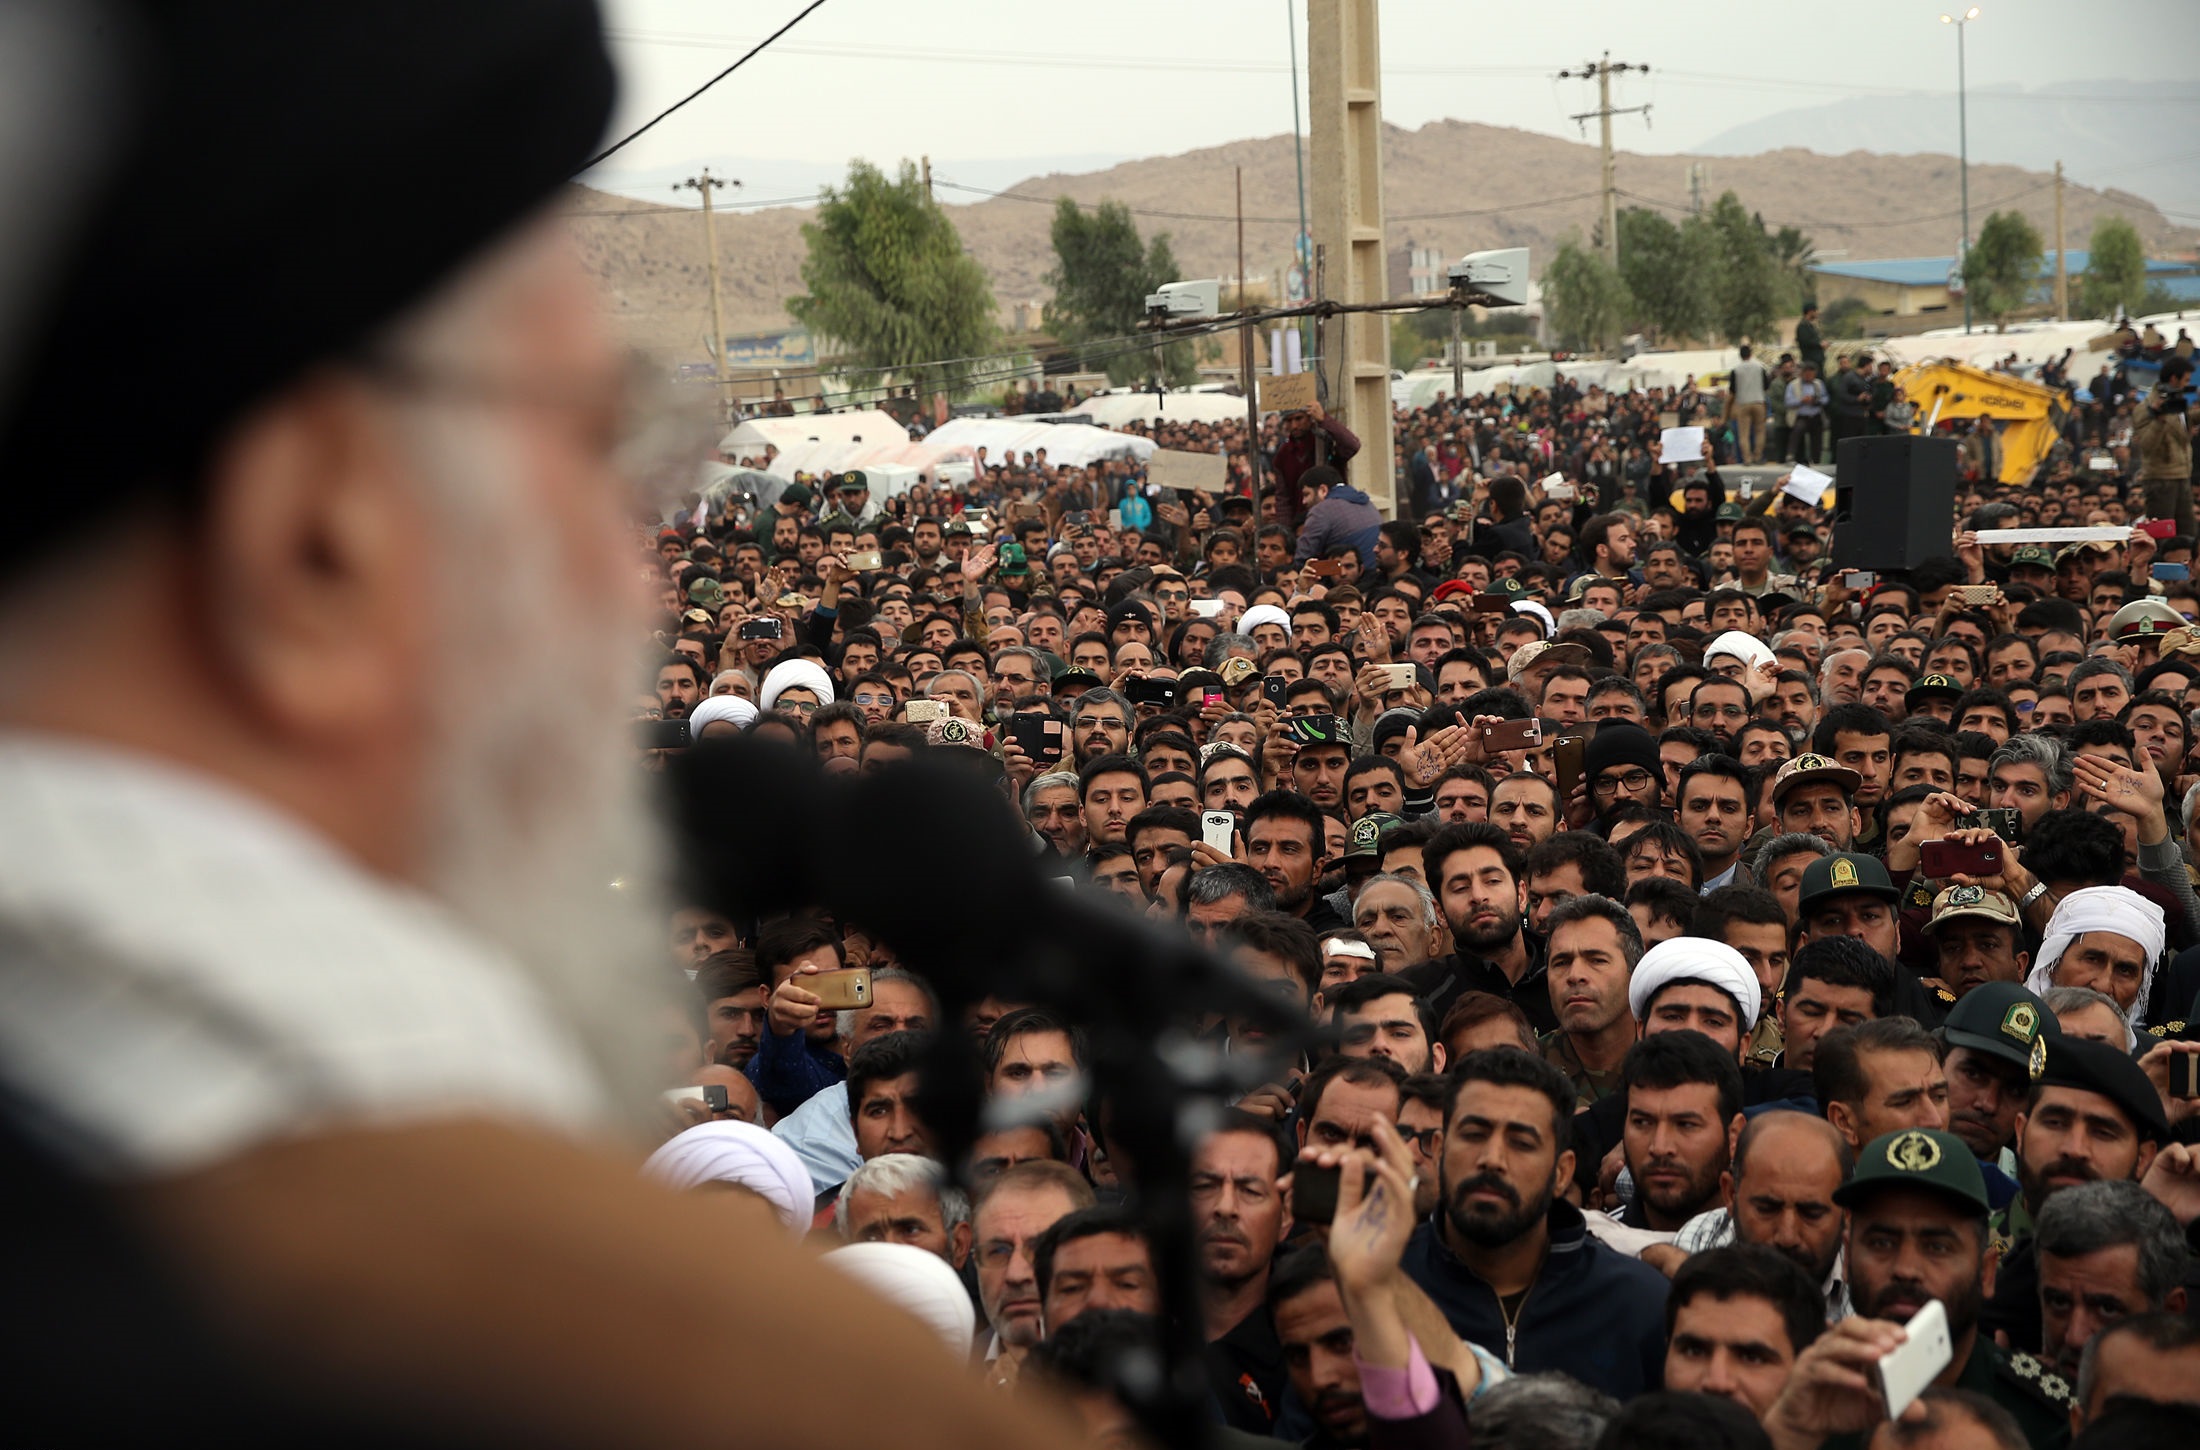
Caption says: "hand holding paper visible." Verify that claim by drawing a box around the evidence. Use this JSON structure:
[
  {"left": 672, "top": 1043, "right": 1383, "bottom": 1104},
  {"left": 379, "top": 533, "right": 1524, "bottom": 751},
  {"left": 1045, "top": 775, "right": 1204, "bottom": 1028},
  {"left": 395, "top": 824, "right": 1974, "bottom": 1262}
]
[
  {"left": 1783, "top": 465, "right": 1833, "bottom": 506},
  {"left": 1659, "top": 426, "right": 1705, "bottom": 464}
]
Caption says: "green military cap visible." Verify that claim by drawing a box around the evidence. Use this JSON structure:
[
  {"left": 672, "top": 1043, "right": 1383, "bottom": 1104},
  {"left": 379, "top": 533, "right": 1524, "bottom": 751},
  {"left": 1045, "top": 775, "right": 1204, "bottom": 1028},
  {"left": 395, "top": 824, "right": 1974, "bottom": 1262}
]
[
  {"left": 835, "top": 469, "right": 869, "bottom": 491},
  {"left": 2033, "top": 1034, "right": 2170, "bottom": 1142},
  {"left": 1904, "top": 673, "right": 1962, "bottom": 706},
  {"left": 1051, "top": 665, "right": 1101, "bottom": 690},
  {"left": 1715, "top": 502, "right": 1744, "bottom": 521},
  {"left": 1797, "top": 852, "right": 1901, "bottom": 914},
  {"left": 1347, "top": 812, "right": 1404, "bottom": 861},
  {"left": 1835, "top": 1128, "right": 1990, "bottom": 1215},
  {"left": 2006, "top": 545, "right": 2056, "bottom": 571},
  {"left": 778, "top": 481, "right": 814, "bottom": 508},
  {"left": 1488, "top": 575, "right": 1529, "bottom": 599},
  {"left": 1940, "top": 980, "right": 2057, "bottom": 1077},
  {"left": 686, "top": 577, "right": 726, "bottom": 611}
]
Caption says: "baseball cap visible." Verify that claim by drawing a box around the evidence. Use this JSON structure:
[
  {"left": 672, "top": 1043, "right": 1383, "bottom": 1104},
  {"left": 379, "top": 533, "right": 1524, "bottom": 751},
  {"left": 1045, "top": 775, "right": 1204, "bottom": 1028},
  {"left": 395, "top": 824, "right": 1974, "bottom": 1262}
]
[
  {"left": 1924, "top": 884, "right": 2023, "bottom": 936},
  {"left": 2007, "top": 545, "right": 2056, "bottom": 571},
  {"left": 778, "top": 482, "right": 814, "bottom": 509},
  {"left": 1715, "top": 502, "right": 1744, "bottom": 522},
  {"left": 1904, "top": 674, "right": 1962, "bottom": 707},
  {"left": 1835, "top": 1128, "right": 1990, "bottom": 1215},
  {"left": 1797, "top": 852, "right": 1901, "bottom": 914},
  {"left": 1769, "top": 752, "right": 1862, "bottom": 806},
  {"left": 1346, "top": 812, "right": 1404, "bottom": 861},
  {"left": 1940, "top": 981, "right": 2057, "bottom": 1076}
]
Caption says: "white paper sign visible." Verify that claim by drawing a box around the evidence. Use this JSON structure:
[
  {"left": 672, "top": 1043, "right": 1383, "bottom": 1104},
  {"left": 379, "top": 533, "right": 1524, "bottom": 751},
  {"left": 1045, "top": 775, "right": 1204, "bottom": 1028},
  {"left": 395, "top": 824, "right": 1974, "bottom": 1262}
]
[
  {"left": 1783, "top": 465, "right": 1834, "bottom": 506},
  {"left": 1975, "top": 526, "right": 2129, "bottom": 546},
  {"left": 1659, "top": 426, "right": 1705, "bottom": 463},
  {"left": 1147, "top": 448, "right": 1228, "bottom": 494}
]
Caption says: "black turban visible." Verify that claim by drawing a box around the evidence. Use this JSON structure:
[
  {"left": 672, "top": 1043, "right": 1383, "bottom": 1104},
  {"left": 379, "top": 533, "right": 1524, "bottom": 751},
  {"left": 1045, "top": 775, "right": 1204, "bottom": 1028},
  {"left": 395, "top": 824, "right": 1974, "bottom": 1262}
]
[{"left": 0, "top": 0, "right": 615, "bottom": 578}]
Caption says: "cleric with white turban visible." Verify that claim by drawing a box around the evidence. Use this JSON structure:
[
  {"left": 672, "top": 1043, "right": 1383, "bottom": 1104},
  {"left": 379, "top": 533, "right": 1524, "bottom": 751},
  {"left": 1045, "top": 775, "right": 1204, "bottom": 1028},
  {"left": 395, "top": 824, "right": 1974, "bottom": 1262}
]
[
  {"left": 825, "top": 1243, "right": 978, "bottom": 1355},
  {"left": 642, "top": 1120, "right": 816, "bottom": 1236},
  {"left": 1627, "top": 935, "right": 1763, "bottom": 1028},
  {"left": 1238, "top": 604, "right": 1291, "bottom": 642},
  {"left": 685, "top": 694, "right": 757, "bottom": 739},
  {"left": 758, "top": 658, "right": 835, "bottom": 714},
  {"left": 2025, "top": 885, "right": 2164, "bottom": 1027}
]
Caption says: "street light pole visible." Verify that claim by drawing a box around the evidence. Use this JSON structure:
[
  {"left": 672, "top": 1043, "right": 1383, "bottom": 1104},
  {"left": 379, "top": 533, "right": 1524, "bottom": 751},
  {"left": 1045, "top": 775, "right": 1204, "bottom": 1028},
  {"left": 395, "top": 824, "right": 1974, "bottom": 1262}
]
[{"left": 1942, "top": 7, "right": 1979, "bottom": 334}]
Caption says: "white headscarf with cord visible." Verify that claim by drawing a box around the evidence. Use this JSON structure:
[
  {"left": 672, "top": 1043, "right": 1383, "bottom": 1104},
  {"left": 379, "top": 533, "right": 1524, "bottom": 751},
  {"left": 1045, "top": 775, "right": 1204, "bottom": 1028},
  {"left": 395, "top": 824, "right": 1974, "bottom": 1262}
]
[{"left": 2025, "top": 885, "right": 2164, "bottom": 1028}]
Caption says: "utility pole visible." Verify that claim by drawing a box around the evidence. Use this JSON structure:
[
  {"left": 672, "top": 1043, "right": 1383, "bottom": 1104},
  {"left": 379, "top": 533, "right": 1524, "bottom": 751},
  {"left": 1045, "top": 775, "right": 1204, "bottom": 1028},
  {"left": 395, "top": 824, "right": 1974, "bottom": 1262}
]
[
  {"left": 673, "top": 169, "right": 738, "bottom": 387},
  {"left": 2053, "top": 160, "right": 2068, "bottom": 319},
  {"left": 921, "top": 154, "right": 933, "bottom": 203},
  {"left": 1236, "top": 166, "right": 1247, "bottom": 311},
  {"left": 1558, "top": 54, "right": 1651, "bottom": 269},
  {"left": 1309, "top": 0, "right": 1393, "bottom": 518}
]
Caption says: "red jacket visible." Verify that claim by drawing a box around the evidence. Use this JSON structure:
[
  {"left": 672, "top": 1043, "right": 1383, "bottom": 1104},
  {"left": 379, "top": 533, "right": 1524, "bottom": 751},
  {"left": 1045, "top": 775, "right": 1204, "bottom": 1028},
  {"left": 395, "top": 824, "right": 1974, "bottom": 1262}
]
[{"left": 1272, "top": 414, "right": 1361, "bottom": 529}]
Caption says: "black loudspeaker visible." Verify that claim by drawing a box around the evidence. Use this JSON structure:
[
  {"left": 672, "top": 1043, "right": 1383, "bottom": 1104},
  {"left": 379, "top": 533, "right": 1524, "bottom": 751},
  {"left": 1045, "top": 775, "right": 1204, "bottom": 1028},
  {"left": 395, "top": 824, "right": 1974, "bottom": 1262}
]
[{"left": 1828, "top": 435, "right": 1960, "bottom": 573}]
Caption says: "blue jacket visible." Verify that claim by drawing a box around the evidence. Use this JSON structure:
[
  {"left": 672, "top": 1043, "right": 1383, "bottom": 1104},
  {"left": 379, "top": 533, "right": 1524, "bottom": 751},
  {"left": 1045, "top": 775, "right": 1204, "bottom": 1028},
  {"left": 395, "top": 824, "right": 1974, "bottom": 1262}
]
[
  {"left": 744, "top": 1023, "right": 845, "bottom": 1117},
  {"left": 1400, "top": 1200, "right": 1669, "bottom": 1401},
  {"left": 1292, "top": 483, "right": 1381, "bottom": 570}
]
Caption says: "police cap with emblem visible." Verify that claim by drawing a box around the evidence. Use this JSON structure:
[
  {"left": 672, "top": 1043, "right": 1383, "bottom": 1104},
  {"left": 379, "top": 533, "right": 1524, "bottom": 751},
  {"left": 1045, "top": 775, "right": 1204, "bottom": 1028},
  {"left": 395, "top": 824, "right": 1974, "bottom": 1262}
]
[
  {"left": 1835, "top": 1128, "right": 1991, "bottom": 1215},
  {"left": 1940, "top": 981, "right": 2058, "bottom": 1077},
  {"left": 836, "top": 470, "right": 869, "bottom": 493},
  {"left": 2006, "top": 545, "right": 2056, "bottom": 572},
  {"left": 2031, "top": 1034, "right": 2170, "bottom": 1143},
  {"left": 2109, "top": 598, "right": 2186, "bottom": 644},
  {"left": 1797, "top": 852, "right": 1902, "bottom": 914}
]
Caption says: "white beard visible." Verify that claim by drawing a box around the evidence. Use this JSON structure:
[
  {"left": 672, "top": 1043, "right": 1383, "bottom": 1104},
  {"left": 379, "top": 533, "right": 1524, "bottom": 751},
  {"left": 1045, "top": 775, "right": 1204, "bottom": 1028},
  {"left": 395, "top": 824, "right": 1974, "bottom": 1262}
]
[{"left": 399, "top": 405, "right": 671, "bottom": 1128}]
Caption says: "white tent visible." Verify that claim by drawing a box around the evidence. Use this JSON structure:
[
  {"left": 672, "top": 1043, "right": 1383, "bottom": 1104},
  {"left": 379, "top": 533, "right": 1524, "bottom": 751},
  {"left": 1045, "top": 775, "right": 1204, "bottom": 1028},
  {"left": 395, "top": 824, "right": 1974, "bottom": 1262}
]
[
  {"left": 718, "top": 409, "right": 912, "bottom": 478},
  {"left": 1076, "top": 390, "right": 1249, "bottom": 427},
  {"left": 915, "top": 417, "right": 1155, "bottom": 470}
]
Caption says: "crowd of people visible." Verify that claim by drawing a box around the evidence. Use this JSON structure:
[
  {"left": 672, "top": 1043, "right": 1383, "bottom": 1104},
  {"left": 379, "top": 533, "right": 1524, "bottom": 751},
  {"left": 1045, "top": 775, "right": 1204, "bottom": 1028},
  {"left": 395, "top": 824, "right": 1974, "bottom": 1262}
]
[
  {"left": 646, "top": 341, "right": 2200, "bottom": 1448},
  {"left": 10, "top": 6, "right": 2200, "bottom": 1448}
]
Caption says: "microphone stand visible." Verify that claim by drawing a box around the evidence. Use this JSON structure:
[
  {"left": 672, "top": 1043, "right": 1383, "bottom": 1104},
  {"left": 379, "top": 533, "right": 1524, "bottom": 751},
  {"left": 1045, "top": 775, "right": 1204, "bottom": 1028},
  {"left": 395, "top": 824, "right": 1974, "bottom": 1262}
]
[{"left": 670, "top": 741, "right": 1316, "bottom": 1449}]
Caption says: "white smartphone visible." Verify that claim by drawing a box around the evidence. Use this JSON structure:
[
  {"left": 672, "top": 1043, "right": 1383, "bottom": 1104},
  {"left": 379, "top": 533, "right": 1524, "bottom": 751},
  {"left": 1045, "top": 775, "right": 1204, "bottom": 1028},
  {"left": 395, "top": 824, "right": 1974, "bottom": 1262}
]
[
  {"left": 906, "top": 699, "right": 948, "bottom": 723},
  {"left": 1875, "top": 1299, "right": 1952, "bottom": 1421},
  {"left": 1201, "top": 810, "right": 1237, "bottom": 853},
  {"left": 1379, "top": 662, "right": 1417, "bottom": 692},
  {"left": 1188, "top": 598, "right": 1226, "bottom": 619}
]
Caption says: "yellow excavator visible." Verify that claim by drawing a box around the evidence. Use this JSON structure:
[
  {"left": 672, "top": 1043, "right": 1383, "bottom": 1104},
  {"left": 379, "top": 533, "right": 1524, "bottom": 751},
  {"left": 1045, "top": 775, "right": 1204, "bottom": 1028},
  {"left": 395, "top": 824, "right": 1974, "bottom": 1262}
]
[{"left": 1889, "top": 360, "right": 2067, "bottom": 485}]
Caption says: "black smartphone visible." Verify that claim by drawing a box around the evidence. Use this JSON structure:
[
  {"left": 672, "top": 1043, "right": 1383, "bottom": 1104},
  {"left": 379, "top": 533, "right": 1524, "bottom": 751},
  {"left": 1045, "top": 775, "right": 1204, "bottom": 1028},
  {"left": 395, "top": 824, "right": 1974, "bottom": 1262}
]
[
  {"left": 1124, "top": 677, "right": 1180, "bottom": 708},
  {"left": 1293, "top": 1161, "right": 1341, "bottom": 1226},
  {"left": 1263, "top": 674, "right": 1290, "bottom": 708},
  {"left": 1006, "top": 714, "right": 1062, "bottom": 762},
  {"left": 1975, "top": 808, "right": 2022, "bottom": 845},
  {"left": 1283, "top": 713, "right": 1344, "bottom": 746},
  {"left": 635, "top": 718, "right": 691, "bottom": 750},
  {"left": 702, "top": 1083, "right": 731, "bottom": 1113},
  {"left": 737, "top": 617, "right": 784, "bottom": 641}
]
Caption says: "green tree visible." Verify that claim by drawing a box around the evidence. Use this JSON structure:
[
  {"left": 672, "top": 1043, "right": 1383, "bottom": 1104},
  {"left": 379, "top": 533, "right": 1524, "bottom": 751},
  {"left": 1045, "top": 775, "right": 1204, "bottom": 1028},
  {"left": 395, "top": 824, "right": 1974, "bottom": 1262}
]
[
  {"left": 1704, "top": 191, "right": 1799, "bottom": 344},
  {"left": 787, "top": 159, "right": 998, "bottom": 394},
  {"left": 1765, "top": 218, "right": 1818, "bottom": 306},
  {"left": 1542, "top": 235, "right": 1632, "bottom": 353},
  {"left": 1042, "top": 198, "right": 1196, "bottom": 387},
  {"left": 2080, "top": 214, "right": 2148, "bottom": 320},
  {"left": 1961, "top": 210, "right": 2044, "bottom": 331},
  {"left": 1616, "top": 207, "right": 1714, "bottom": 342}
]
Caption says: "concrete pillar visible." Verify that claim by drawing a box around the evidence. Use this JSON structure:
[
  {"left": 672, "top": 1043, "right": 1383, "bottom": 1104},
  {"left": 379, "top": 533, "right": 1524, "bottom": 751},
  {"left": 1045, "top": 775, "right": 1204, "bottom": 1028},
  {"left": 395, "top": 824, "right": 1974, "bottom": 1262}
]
[{"left": 1307, "top": 0, "right": 1394, "bottom": 518}]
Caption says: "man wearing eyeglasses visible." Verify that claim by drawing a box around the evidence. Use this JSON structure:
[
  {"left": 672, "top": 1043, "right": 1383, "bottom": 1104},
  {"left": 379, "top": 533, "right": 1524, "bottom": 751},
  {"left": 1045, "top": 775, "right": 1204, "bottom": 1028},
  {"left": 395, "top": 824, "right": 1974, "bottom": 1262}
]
[
  {"left": 1687, "top": 676, "right": 1753, "bottom": 753},
  {"left": 1583, "top": 722, "right": 1665, "bottom": 829}
]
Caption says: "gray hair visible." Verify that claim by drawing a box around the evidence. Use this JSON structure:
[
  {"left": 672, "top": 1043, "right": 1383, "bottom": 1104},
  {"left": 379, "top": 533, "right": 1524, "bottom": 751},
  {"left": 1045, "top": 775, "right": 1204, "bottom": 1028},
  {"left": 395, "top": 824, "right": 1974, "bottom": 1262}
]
[
  {"left": 1185, "top": 862, "right": 1274, "bottom": 913},
  {"left": 1542, "top": 893, "right": 1644, "bottom": 967},
  {"left": 2035, "top": 1180, "right": 2187, "bottom": 1310},
  {"left": 1204, "top": 632, "right": 1258, "bottom": 667},
  {"left": 1469, "top": 1373, "right": 1621, "bottom": 1450},
  {"left": 1818, "top": 648, "right": 1868, "bottom": 690},
  {"left": 2076, "top": 1312, "right": 2200, "bottom": 1412},
  {"left": 1555, "top": 608, "right": 1606, "bottom": 632},
  {"left": 831, "top": 1151, "right": 971, "bottom": 1240},
  {"left": 1022, "top": 770, "right": 1080, "bottom": 815},
  {"left": 1352, "top": 871, "right": 1440, "bottom": 933},
  {"left": 1752, "top": 831, "right": 1832, "bottom": 883},
  {"left": 835, "top": 967, "right": 939, "bottom": 1039},
  {"left": 923, "top": 667, "right": 982, "bottom": 701},
  {"left": 1987, "top": 732, "right": 2073, "bottom": 798},
  {"left": 2067, "top": 656, "right": 2134, "bottom": 694},
  {"left": 2041, "top": 985, "right": 2136, "bottom": 1051},
  {"left": 993, "top": 645, "right": 1050, "bottom": 681}
]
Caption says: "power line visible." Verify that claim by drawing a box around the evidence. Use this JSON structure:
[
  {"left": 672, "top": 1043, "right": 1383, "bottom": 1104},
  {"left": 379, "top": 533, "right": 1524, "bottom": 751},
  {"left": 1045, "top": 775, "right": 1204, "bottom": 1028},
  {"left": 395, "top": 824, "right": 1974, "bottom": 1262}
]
[
  {"left": 583, "top": 1, "right": 833, "bottom": 171},
  {"left": 933, "top": 176, "right": 1606, "bottom": 226}
]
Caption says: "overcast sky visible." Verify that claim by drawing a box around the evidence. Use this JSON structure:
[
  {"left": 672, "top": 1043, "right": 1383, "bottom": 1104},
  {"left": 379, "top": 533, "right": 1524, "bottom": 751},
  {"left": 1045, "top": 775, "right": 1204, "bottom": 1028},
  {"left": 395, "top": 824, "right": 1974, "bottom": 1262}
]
[{"left": 584, "top": 0, "right": 2195, "bottom": 205}]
